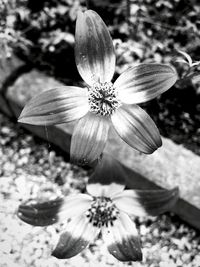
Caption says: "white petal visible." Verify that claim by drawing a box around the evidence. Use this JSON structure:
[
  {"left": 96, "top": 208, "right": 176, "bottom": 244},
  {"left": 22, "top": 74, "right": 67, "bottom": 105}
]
[
  {"left": 18, "top": 194, "right": 92, "bottom": 226},
  {"left": 18, "top": 86, "right": 89, "bottom": 125},
  {"left": 103, "top": 212, "right": 142, "bottom": 262},
  {"left": 52, "top": 214, "right": 99, "bottom": 259},
  {"left": 70, "top": 112, "right": 110, "bottom": 165},
  {"left": 114, "top": 64, "right": 177, "bottom": 104},
  {"left": 111, "top": 104, "right": 162, "bottom": 154},
  {"left": 75, "top": 10, "right": 116, "bottom": 86},
  {"left": 57, "top": 194, "right": 92, "bottom": 221},
  {"left": 86, "top": 153, "right": 125, "bottom": 198},
  {"left": 112, "top": 187, "right": 179, "bottom": 217}
]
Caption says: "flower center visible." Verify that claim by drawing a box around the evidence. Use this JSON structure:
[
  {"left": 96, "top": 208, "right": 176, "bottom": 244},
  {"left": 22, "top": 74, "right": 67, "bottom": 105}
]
[
  {"left": 85, "top": 197, "right": 119, "bottom": 227},
  {"left": 88, "top": 82, "right": 120, "bottom": 116}
]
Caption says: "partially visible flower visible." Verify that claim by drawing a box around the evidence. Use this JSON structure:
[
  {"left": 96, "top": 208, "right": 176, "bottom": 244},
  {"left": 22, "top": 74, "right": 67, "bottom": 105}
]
[
  {"left": 18, "top": 10, "right": 178, "bottom": 165},
  {"left": 18, "top": 155, "right": 179, "bottom": 262}
]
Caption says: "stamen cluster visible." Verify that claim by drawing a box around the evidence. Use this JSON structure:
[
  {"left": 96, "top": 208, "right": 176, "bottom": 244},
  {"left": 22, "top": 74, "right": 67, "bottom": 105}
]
[
  {"left": 88, "top": 82, "right": 120, "bottom": 116},
  {"left": 85, "top": 197, "right": 119, "bottom": 227}
]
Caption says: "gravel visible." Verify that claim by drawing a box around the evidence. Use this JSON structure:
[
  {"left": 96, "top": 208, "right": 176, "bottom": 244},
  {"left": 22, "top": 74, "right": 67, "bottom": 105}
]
[{"left": 0, "top": 113, "right": 200, "bottom": 267}]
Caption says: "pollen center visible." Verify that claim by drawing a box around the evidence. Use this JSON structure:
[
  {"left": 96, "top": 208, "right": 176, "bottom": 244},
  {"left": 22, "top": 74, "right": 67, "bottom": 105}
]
[
  {"left": 88, "top": 82, "right": 120, "bottom": 116},
  {"left": 85, "top": 197, "right": 119, "bottom": 227}
]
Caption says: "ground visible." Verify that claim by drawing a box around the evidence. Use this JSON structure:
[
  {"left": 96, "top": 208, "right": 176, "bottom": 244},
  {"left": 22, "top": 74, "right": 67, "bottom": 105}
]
[{"left": 0, "top": 113, "right": 200, "bottom": 267}]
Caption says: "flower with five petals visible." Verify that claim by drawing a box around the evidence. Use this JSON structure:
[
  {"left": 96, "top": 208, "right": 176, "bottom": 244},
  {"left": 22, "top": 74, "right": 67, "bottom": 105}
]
[
  {"left": 18, "top": 155, "right": 179, "bottom": 262},
  {"left": 18, "top": 10, "right": 178, "bottom": 165}
]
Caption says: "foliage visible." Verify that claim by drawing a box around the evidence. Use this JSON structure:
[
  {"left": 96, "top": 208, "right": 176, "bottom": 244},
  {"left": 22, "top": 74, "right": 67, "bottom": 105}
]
[
  {"left": 1, "top": 0, "right": 200, "bottom": 153},
  {"left": 0, "top": 0, "right": 31, "bottom": 60},
  {"left": 3, "top": 0, "right": 199, "bottom": 75}
]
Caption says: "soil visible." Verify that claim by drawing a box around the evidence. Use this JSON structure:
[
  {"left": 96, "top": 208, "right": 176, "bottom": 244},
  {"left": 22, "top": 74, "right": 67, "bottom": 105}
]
[{"left": 0, "top": 113, "right": 200, "bottom": 267}]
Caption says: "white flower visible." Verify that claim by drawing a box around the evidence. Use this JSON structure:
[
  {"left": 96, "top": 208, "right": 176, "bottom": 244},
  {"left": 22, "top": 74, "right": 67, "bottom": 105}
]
[
  {"left": 18, "top": 155, "right": 178, "bottom": 261},
  {"left": 18, "top": 10, "right": 177, "bottom": 165}
]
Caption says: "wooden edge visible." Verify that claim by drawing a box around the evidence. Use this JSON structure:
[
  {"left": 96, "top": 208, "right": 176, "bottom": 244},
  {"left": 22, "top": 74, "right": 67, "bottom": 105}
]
[{"left": 1, "top": 95, "right": 199, "bottom": 230}]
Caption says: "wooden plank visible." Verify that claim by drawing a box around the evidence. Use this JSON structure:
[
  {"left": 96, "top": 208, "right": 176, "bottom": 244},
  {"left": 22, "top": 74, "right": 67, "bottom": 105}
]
[{"left": 1, "top": 69, "right": 200, "bottom": 230}]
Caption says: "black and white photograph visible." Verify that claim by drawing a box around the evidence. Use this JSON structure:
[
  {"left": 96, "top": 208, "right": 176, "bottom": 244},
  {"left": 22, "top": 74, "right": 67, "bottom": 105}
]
[{"left": 0, "top": 0, "right": 199, "bottom": 266}]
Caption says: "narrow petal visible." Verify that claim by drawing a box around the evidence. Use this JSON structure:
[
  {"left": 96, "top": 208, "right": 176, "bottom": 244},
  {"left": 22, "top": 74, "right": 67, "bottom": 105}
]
[
  {"left": 113, "top": 187, "right": 179, "bottom": 217},
  {"left": 75, "top": 10, "right": 115, "bottom": 86},
  {"left": 86, "top": 153, "right": 125, "bottom": 198},
  {"left": 114, "top": 64, "right": 177, "bottom": 104},
  {"left": 17, "top": 194, "right": 92, "bottom": 226},
  {"left": 70, "top": 112, "right": 109, "bottom": 165},
  {"left": 18, "top": 86, "right": 89, "bottom": 125},
  {"left": 52, "top": 215, "right": 99, "bottom": 259},
  {"left": 17, "top": 198, "right": 64, "bottom": 226},
  {"left": 57, "top": 194, "right": 92, "bottom": 221},
  {"left": 111, "top": 104, "right": 162, "bottom": 154},
  {"left": 103, "top": 212, "right": 142, "bottom": 262}
]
